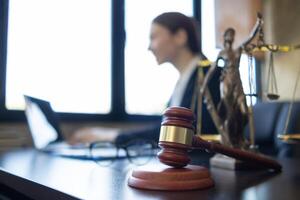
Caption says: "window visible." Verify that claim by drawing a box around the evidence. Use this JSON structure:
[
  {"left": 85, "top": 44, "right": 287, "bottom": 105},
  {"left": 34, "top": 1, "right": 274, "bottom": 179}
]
[
  {"left": 124, "top": 0, "right": 194, "bottom": 115},
  {"left": 1, "top": 1, "right": 199, "bottom": 120},
  {"left": 6, "top": 0, "right": 111, "bottom": 114}
]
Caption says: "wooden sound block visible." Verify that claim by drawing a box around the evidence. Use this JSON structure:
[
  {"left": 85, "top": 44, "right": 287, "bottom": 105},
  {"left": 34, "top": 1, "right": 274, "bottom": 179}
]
[{"left": 128, "top": 163, "right": 214, "bottom": 191}]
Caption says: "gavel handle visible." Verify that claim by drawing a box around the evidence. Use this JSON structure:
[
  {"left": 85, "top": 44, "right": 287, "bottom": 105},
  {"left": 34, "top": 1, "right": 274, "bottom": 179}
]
[{"left": 192, "top": 136, "right": 282, "bottom": 171}]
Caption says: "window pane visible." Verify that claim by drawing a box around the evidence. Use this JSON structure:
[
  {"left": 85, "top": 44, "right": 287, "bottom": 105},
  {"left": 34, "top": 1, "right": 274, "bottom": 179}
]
[
  {"left": 125, "top": 0, "right": 193, "bottom": 115},
  {"left": 6, "top": 0, "right": 111, "bottom": 114}
]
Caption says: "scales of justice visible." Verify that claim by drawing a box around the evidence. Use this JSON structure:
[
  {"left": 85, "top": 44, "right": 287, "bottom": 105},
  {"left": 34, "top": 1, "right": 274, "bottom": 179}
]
[{"left": 128, "top": 13, "right": 300, "bottom": 191}]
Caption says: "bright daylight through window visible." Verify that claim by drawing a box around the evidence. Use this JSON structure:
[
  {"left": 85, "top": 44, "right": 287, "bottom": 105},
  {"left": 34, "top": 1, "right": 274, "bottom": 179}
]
[{"left": 6, "top": 0, "right": 111, "bottom": 113}]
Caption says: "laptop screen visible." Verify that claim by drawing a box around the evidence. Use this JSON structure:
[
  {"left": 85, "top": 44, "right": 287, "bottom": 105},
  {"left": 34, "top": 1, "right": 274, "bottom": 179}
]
[{"left": 24, "top": 97, "right": 58, "bottom": 149}]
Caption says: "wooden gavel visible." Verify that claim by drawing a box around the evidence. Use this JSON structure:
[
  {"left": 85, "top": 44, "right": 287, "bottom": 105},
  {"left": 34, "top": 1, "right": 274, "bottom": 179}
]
[{"left": 157, "top": 107, "right": 282, "bottom": 171}]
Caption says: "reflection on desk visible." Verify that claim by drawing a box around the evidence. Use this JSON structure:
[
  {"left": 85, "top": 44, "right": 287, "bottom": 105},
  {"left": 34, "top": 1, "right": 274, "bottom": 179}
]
[{"left": 0, "top": 149, "right": 299, "bottom": 200}]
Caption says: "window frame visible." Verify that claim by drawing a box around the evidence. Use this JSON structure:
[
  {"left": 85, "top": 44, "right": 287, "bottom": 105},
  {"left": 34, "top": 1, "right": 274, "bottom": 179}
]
[{"left": 0, "top": 0, "right": 202, "bottom": 122}]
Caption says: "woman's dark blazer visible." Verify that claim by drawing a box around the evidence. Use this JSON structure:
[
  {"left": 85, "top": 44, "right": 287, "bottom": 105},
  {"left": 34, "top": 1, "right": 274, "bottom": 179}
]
[{"left": 115, "top": 66, "right": 222, "bottom": 145}]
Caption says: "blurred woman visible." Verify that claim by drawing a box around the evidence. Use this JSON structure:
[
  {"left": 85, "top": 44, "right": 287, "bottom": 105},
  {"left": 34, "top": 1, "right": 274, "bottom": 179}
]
[{"left": 70, "top": 12, "right": 221, "bottom": 145}]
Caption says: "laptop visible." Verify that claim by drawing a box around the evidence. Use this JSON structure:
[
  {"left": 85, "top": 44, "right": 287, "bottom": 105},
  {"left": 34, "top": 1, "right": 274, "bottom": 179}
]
[{"left": 24, "top": 95, "right": 98, "bottom": 160}]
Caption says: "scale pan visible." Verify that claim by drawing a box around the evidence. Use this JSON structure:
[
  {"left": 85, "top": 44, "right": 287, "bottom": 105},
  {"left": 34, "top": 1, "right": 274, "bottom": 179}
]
[{"left": 267, "top": 93, "right": 280, "bottom": 100}]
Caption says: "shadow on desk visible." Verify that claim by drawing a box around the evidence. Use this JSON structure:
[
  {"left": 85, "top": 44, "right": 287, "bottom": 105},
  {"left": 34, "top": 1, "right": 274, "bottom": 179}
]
[{"left": 0, "top": 183, "right": 33, "bottom": 200}]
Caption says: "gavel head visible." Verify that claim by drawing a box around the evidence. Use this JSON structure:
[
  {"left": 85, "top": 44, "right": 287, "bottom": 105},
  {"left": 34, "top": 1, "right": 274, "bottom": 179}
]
[{"left": 157, "top": 106, "right": 195, "bottom": 168}]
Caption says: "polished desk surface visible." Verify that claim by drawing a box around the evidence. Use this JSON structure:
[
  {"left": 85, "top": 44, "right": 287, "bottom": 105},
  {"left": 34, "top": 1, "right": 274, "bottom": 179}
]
[{"left": 0, "top": 149, "right": 299, "bottom": 200}]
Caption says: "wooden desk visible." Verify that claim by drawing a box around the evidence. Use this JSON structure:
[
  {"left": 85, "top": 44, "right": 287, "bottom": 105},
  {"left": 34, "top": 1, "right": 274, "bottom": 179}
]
[{"left": 0, "top": 149, "right": 299, "bottom": 200}]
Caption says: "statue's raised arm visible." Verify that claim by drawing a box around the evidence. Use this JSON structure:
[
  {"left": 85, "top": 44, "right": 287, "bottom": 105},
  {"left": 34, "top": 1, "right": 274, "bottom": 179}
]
[{"left": 242, "top": 12, "right": 264, "bottom": 51}]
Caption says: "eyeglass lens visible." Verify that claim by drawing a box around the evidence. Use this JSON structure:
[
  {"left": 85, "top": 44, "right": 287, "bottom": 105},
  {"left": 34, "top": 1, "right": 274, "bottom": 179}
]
[{"left": 90, "top": 140, "right": 158, "bottom": 166}]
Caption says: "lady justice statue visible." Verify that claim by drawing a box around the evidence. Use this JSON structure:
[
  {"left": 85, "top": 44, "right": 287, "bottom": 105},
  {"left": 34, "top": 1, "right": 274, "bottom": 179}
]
[{"left": 201, "top": 14, "right": 263, "bottom": 149}]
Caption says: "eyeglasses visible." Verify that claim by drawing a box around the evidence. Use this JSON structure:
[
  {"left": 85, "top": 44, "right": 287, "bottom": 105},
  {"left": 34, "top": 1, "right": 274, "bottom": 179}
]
[{"left": 89, "top": 139, "right": 159, "bottom": 166}]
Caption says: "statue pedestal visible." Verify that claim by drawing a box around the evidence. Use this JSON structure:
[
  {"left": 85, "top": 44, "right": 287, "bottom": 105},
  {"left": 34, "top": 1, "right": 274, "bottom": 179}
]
[
  {"left": 210, "top": 154, "right": 251, "bottom": 170},
  {"left": 128, "top": 163, "right": 214, "bottom": 191}
]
